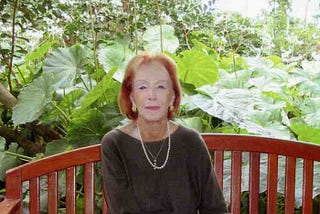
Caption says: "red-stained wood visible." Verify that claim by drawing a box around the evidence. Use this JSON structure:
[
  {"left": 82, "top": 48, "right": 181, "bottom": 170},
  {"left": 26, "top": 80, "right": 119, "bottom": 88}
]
[
  {"left": 66, "top": 167, "right": 76, "bottom": 214},
  {"left": 48, "top": 171, "right": 58, "bottom": 214},
  {"left": 249, "top": 152, "right": 260, "bottom": 214},
  {"left": 29, "top": 177, "right": 40, "bottom": 213},
  {"left": 284, "top": 156, "right": 296, "bottom": 214},
  {"left": 84, "top": 162, "right": 95, "bottom": 214},
  {"left": 213, "top": 150, "right": 224, "bottom": 190},
  {"left": 267, "top": 154, "right": 278, "bottom": 214},
  {"left": 230, "top": 151, "right": 242, "bottom": 213},
  {"left": 1, "top": 134, "right": 320, "bottom": 214},
  {"left": 302, "top": 159, "right": 314, "bottom": 214},
  {"left": 2, "top": 169, "right": 22, "bottom": 214}
]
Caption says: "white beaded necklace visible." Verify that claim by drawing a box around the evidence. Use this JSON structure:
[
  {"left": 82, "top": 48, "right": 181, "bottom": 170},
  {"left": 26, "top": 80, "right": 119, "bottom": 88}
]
[{"left": 137, "top": 122, "right": 171, "bottom": 170}]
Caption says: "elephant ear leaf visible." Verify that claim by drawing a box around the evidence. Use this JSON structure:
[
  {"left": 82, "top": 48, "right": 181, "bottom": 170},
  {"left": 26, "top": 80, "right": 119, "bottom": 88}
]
[
  {"left": 12, "top": 73, "right": 56, "bottom": 125},
  {"left": 43, "top": 44, "right": 87, "bottom": 88},
  {"left": 143, "top": 25, "right": 179, "bottom": 54},
  {"left": 12, "top": 45, "right": 87, "bottom": 125}
]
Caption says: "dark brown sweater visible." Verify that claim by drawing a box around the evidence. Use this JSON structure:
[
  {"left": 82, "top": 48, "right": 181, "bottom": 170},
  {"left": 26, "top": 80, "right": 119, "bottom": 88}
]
[{"left": 101, "top": 125, "right": 228, "bottom": 214}]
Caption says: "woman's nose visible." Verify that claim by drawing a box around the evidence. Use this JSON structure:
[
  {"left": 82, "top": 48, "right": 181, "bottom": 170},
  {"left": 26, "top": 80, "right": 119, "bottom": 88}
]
[{"left": 148, "top": 88, "right": 156, "bottom": 100}]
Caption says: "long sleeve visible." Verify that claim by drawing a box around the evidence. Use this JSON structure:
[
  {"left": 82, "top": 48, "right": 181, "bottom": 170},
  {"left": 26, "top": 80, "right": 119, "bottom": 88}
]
[
  {"left": 198, "top": 139, "right": 229, "bottom": 214},
  {"left": 100, "top": 133, "right": 141, "bottom": 214}
]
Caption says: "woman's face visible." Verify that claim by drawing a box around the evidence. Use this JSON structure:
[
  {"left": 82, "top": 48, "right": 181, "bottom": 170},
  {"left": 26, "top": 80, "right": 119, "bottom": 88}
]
[{"left": 130, "top": 61, "right": 175, "bottom": 123}]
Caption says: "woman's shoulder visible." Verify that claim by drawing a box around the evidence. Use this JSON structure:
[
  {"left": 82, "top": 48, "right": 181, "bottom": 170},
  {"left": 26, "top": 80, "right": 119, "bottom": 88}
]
[
  {"left": 173, "top": 123, "right": 205, "bottom": 149},
  {"left": 173, "top": 124, "right": 209, "bottom": 158},
  {"left": 101, "top": 123, "right": 138, "bottom": 148},
  {"left": 173, "top": 123, "right": 202, "bottom": 140},
  {"left": 100, "top": 129, "right": 121, "bottom": 148}
]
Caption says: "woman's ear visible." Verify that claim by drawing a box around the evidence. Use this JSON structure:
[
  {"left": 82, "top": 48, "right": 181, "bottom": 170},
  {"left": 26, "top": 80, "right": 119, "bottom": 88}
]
[
  {"left": 130, "top": 93, "right": 135, "bottom": 106},
  {"left": 170, "top": 94, "right": 175, "bottom": 106}
]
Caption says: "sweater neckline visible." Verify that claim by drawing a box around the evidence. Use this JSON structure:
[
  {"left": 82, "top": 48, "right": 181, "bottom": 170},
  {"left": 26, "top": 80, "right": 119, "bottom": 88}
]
[{"left": 115, "top": 125, "right": 182, "bottom": 144}]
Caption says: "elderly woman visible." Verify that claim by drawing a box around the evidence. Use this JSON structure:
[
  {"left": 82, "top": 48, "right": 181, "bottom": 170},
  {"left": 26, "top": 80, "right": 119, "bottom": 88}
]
[{"left": 101, "top": 52, "right": 228, "bottom": 214}]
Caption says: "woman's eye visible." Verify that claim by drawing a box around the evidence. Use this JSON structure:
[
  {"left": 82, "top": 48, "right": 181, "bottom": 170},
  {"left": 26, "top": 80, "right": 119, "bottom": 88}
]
[
  {"left": 157, "top": 85, "right": 166, "bottom": 89},
  {"left": 138, "top": 85, "right": 147, "bottom": 90}
]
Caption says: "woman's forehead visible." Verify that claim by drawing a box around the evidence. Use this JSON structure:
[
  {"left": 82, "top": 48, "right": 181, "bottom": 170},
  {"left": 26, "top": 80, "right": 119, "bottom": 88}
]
[
  {"left": 133, "top": 79, "right": 170, "bottom": 85},
  {"left": 134, "top": 62, "right": 170, "bottom": 80}
]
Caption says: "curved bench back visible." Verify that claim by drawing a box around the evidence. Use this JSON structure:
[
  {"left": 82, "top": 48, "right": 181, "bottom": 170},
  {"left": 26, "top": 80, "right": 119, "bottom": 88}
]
[{"left": 2, "top": 134, "right": 320, "bottom": 214}]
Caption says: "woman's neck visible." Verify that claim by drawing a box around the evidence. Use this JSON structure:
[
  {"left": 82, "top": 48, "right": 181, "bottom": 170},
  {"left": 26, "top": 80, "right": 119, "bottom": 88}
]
[{"left": 135, "top": 119, "right": 168, "bottom": 142}]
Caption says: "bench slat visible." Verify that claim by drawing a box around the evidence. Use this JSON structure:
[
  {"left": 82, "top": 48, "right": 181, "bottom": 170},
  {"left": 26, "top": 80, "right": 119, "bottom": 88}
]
[
  {"left": 249, "top": 152, "right": 260, "bottom": 214},
  {"left": 84, "top": 162, "right": 95, "bottom": 214},
  {"left": 48, "top": 171, "right": 58, "bottom": 214},
  {"left": 66, "top": 167, "right": 76, "bottom": 214},
  {"left": 29, "top": 177, "right": 40, "bottom": 213},
  {"left": 213, "top": 150, "right": 224, "bottom": 190},
  {"left": 230, "top": 151, "right": 242, "bottom": 213},
  {"left": 285, "top": 156, "right": 296, "bottom": 214},
  {"left": 267, "top": 154, "right": 278, "bottom": 214},
  {"left": 302, "top": 159, "right": 314, "bottom": 214}
]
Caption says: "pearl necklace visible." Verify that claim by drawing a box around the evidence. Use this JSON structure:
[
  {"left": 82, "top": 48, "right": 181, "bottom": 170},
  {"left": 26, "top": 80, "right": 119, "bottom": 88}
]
[{"left": 137, "top": 122, "right": 171, "bottom": 170}]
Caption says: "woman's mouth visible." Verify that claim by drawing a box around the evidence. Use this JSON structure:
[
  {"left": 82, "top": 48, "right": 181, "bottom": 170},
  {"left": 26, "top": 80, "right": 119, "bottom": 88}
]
[{"left": 145, "top": 106, "right": 160, "bottom": 110}]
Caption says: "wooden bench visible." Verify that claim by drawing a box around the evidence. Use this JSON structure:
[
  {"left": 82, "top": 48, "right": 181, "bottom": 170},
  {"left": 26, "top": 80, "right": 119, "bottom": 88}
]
[{"left": 1, "top": 134, "right": 320, "bottom": 214}]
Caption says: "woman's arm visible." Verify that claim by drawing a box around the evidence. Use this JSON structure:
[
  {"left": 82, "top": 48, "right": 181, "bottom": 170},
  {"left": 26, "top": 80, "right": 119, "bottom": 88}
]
[{"left": 101, "top": 135, "right": 141, "bottom": 214}]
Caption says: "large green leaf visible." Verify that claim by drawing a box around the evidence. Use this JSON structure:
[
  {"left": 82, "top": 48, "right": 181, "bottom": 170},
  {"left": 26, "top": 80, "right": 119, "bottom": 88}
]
[
  {"left": 175, "top": 117, "right": 203, "bottom": 132},
  {"left": 80, "top": 68, "right": 119, "bottom": 110},
  {"left": 67, "top": 109, "right": 110, "bottom": 148},
  {"left": 298, "top": 98, "right": 320, "bottom": 128},
  {"left": 41, "top": 89, "right": 84, "bottom": 123},
  {"left": 143, "top": 25, "right": 179, "bottom": 54},
  {"left": 0, "top": 137, "right": 23, "bottom": 181},
  {"left": 177, "top": 49, "right": 219, "bottom": 88},
  {"left": 290, "top": 123, "right": 320, "bottom": 144},
  {"left": 287, "top": 61, "right": 320, "bottom": 97},
  {"left": 12, "top": 73, "right": 56, "bottom": 125},
  {"left": 191, "top": 86, "right": 291, "bottom": 139},
  {"left": 43, "top": 44, "right": 87, "bottom": 88},
  {"left": 44, "top": 139, "right": 71, "bottom": 157},
  {"left": 25, "top": 41, "right": 54, "bottom": 62},
  {"left": 98, "top": 42, "right": 134, "bottom": 82}
]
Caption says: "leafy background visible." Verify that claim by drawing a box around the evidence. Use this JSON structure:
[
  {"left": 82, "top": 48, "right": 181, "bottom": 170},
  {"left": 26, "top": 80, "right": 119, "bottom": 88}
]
[{"left": 1, "top": 0, "right": 320, "bottom": 212}]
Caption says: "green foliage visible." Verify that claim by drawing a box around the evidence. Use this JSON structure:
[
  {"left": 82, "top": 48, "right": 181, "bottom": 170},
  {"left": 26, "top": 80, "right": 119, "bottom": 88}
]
[
  {"left": 43, "top": 45, "right": 88, "bottom": 88},
  {"left": 190, "top": 12, "right": 263, "bottom": 56},
  {"left": 1, "top": 0, "right": 320, "bottom": 212},
  {"left": 12, "top": 73, "right": 56, "bottom": 124},
  {"left": 4, "top": 0, "right": 318, "bottom": 156},
  {"left": 143, "top": 25, "right": 179, "bottom": 54},
  {"left": 0, "top": 137, "right": 23, "bottom": 181},
  {"left": 290, "top": 123, "right": 320, "bottom": 144},
  {"left": 176, "top": 49, "right": 219, "bottom": 88}
]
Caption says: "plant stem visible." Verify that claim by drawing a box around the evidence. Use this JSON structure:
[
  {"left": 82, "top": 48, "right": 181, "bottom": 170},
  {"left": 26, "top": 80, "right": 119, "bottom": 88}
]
[
  {"left": 4, "top": 151, "right": 33, "bottom": 161},
  {"left": 88, "top": 0, "right": 97, "bottom": 86},
  {"left": 133, "top": 0, "right": 138, "bottom": 54},
  {"left": 8, "top": 0, "right": 22, "bottom": 92},
  {"left": 50, "top": 101, "right": 71, "bottom": 122},
  {"left": 156, "top": 0, "right": 163, "bottom": 52}
]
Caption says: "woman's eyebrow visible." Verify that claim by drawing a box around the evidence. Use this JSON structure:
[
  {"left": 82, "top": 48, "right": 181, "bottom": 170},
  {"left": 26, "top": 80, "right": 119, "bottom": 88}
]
[{"left": 134, "top": 80, "right": 169, "bottom": 84}]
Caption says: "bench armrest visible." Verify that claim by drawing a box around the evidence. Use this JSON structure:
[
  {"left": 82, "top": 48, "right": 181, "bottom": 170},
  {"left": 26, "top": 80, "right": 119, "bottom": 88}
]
[{"left": 0, "top": 198, "right": 21, "bottom": 214}]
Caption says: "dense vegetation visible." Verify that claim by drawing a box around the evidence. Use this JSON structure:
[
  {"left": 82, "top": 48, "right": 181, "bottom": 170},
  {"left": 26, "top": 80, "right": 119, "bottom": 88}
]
[{"left": 1, "top": 0, "right": 320, "bottom": 212}]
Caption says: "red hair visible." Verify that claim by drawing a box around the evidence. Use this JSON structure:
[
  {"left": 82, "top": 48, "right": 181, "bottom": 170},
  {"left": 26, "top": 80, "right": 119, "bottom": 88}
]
[{"left": 118, "top": 52, "right": 181, "bottom": 120}]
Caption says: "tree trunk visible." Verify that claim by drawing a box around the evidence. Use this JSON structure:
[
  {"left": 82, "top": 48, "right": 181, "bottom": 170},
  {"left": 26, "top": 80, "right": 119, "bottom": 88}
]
[{"left": 0, "top": 83, "right": 17, "bottom": 108}]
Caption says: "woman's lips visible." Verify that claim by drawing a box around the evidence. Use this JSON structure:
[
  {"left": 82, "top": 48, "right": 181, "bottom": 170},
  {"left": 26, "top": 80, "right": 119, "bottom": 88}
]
[{"left": 145, "top": 106, "right": 160, "bottom": 110}]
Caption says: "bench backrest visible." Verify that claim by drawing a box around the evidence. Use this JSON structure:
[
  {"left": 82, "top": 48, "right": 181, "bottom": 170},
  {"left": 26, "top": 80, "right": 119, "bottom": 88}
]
[{"left": 1, "top": 134, "right": 320, "bottom": 214}]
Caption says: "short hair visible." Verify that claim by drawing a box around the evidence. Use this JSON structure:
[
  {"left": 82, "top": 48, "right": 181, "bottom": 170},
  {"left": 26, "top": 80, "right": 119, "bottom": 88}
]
[{"left": 118, "top": 52, "right": 181, "bottom": 120}]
